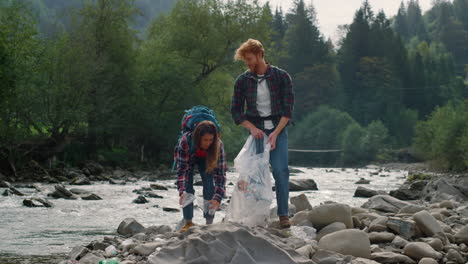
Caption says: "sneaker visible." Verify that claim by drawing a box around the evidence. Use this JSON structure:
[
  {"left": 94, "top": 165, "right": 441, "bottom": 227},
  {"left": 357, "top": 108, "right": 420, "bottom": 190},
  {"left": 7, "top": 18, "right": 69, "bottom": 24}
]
[{"left": 179, "top": 222, "right": 195, "bottom": 233}]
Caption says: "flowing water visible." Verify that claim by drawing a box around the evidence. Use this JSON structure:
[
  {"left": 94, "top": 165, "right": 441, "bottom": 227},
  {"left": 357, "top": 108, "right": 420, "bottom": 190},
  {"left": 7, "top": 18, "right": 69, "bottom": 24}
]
[{"left": 0, "top": 166, "right": 407, "bottom": 263}]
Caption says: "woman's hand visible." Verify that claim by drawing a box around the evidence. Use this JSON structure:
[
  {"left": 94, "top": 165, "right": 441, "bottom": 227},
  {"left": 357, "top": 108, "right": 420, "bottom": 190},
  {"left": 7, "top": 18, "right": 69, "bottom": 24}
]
[
  {"left": 237, "top": 180, "right": 248, "bottom": 192},
  {"left": 208, "top": 199, "right": 220, "bottom": 211},
  {"left": 249, "top": 127, "right": 265, "bottom": 139}
]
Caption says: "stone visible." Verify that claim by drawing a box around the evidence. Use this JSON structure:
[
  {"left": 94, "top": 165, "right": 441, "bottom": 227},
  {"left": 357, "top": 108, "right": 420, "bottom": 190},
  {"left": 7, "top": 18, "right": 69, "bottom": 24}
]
[
  {"left": 309, "top": 203, "right": 353, "bottom": 229},
  {"left": 446, "top": 249, "right": 464, "bottom": 264},
  {"left": 69, "top": 246, "right": 90, "bottom": 261},
  {"left": 318, "top": 229, "right": 371, "bottom": 258},
  {"left": 387, "top": 218, "right": 416, "bottom": 240},
  {"left": 403, "top": 242, "right": 442, "bottom": 261},
  {"left": 354, "top": 186, "right": 378, "bottom": 198},
  {"left": 316, "top": 222, "right": 347, "bottom": 241},
  {"left": 150, "top": 184, "right": 168, "bottom": 190},
  {"left": 399, "top": 205, "right": 427, "bottom": 215},
  {"left": 290, "top": 194, "right": 312, "bottom": 212},
  {"left": 311, "top": 249, "right": 347, "bottom": 264},
  {"left": 392, "top": 236, "right": 409, "bottom": 248},
  {"left": 291, "top": 211, "right": 310, "bottom": 226},
  {"left": 133, "top": 195, "right": 148, "bottom": 204},
  {"left": 81, "top": 193, "right": 103, "bottom": 200},
  {"left": 361, "top": 195, "right": 411, "bottom": 213},
  {"left": 23, "top": 198, "right": 53, "bottom": 208},
  {"left": 289, "top": 179, "right": 318, "bottom": 191},
  {"left": 371, "top": 252, "right": 416, "bottom": 264},
  {"left": 418, "top": 258, "right": 438, "bottom": 264},
  {"left": 70, "top": 176, "right": 91, "bottom": 185},
  {"left": 162, "top": 207, "right": 180, "bottom": 212},
  {"left": 368, "top": 232, "right": 396, "bottom": 244},
  {"left": 413, "top": 211, "right": 449, "bottom": 244},
  {"left": 390, "top": 188, "right": 420, "bottom": 200},
  {"left": 117, "top": 218, "right": 145, "bottom": 237},
  {"left": 145, "top": 225, "right": 172, "bottom": 235},
  {"left": 454, "top": 224, "right": 468, "bottom": 244},
  {"left": 369, "top": 216, "right": 388, "bottom": 232},
  {"left": 355, "top": 178, "right": 371, "bottom": 184},
  {"left": 132, "top": 242, "right": 162, "bottom": 256},
  {"left": 295, "top": 244, "right": 315, "bottom": 259}
]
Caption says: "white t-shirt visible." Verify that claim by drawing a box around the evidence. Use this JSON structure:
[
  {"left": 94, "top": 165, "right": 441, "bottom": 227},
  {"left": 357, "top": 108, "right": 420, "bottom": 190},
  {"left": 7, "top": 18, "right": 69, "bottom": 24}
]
[{"left": 256, "top": 75, "right": 274, "bottom": 129}]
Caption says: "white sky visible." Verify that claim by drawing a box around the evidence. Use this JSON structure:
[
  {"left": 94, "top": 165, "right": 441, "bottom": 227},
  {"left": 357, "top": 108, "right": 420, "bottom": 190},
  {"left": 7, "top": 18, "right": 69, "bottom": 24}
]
[{"left": 261, "top": 0, "right": 434, "bottom": 42}]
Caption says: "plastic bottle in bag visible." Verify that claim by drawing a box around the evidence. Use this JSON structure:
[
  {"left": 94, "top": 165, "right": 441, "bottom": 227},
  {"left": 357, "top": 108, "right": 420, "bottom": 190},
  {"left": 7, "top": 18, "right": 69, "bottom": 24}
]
[{"left": 180, "top": 191, "right": 195, "bottom": 208}]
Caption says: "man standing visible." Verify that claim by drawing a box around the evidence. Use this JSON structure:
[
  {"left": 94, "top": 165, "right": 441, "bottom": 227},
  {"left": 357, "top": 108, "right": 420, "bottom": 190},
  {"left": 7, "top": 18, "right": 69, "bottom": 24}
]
[{"left": 231, "top": 38, "right": 294, "bottom": 228}]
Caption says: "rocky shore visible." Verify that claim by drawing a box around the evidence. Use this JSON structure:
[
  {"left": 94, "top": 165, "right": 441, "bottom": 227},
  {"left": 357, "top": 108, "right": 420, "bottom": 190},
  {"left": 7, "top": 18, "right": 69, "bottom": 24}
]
[{"left": 52, "top": 163, "right": 468, "bottom": 264}]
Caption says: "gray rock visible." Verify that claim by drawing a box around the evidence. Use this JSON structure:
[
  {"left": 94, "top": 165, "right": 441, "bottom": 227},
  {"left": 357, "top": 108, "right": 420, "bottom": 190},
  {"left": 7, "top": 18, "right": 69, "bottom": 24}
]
[
  {"left": 70, "top": 176, "right": 91, "bottom": 185},
  {"left": 23, "top": 198, "right": 53, "bottom": 208},
  {"left": 354, "top": 186, "right": 378, "bottom": 198},
  {"left": 422, "top": 178, "right": 468, "bottom": 203},
  {"left": 311, "top": 249, "right": 347, "bottom": 264},
  {"left": 289, "top": 179, "right": 318, "bottom": 191},
  {"left": 446, "top": 249, "right": 464, "bottom": 263},
  {"left": 392, "top": 236, "right": 409, "bottom": 248},
  {"left": 295, "top": 244, "right": 316, "bottom": 259},
  {"left": 413, "top": 211, "right": 449, "bottom": 245},
  {"left": 309, "top": 203, "right": 353, "bottom": 229},
  {"left": 133, "top": 195, "right": 148, "bottom": 204},
  {"left": 291, "top": 211, "right": 310, "bottom": 226},
  {"left": 145, "top": 225, "right": 172, "bottom": 235},
  {"left": 132, "top": 242, "right": 163, "bottom": 256},
  {"left": 371, "top": 252, "right": 416, "bottom": 263},
  {"left": 0, "top": 180, "right": 11, "bottom": 188},
  {"left": 69, "top": 246, "right": 90, "bottom": 260},
  {"left": 454, "top": 224, "right": 468, "bottom": 244},
  {"left": 318, "top": 229, "right": 371, "bottom": 258},
  {"left": 84, "top": 161, "right": 104, "bottom": 175},
  {"left": 399, "top": 205, "right": 427, "bottom": 215},
  {"left": 361, "top": 195, "right": 411, "bottom": 213},
  {"left": 418, "top": 258, "right": 438, "bottom": 264},
  {"left": 69, "top": 188, "right": 90, "bottom": 195},
  {"left": 117, "top": 218, "right": 145, "bottom": 237},
  {"left": 290, "top": 194, "right": 312, "bottom": 212},
  {"left": 352, "top": 258, "right": 381, "bottom": 264},
  {"left": 424, "top": 238, "right": 443, "bottom": 251},
  {"left": 79, "top": 252, "right": 102, "bottom": 264},
  {"left": 390, "top": 188, "right": 421, "bottom": 200},
  {"left": 144, "top": 191, "right": 163, "bottom": 199},
  {"left": 81, "top": 193, "right": 103, "bottom": 200},
  {"left": 316, "top": 222, "right": 347, "bottom": 241},
  {"left": 6, "top": 186, "right": 24, "bottom": 196},
  {"left": 369, "top": 216, "right": 388, "bottom": 232},
  {"left": 368, "top": 232, "right": 395, "bottom": 244},
  {"left": 162, "top": 207, "right": 180, "bottom": 212},
  {"left": 51, "top": 184, "right": 78, "bottom": 199},
  {"left": 403, "top": 242, "right": 442, "bottom": 261},
  {"left": 355, "top": 178, "right": 371, "bottom": 184},
  {"left": 150, "top": 184, "right": 168, "bottom": 191},
  {"left": 387, "top": 218, "right": 416, "bottom": 240}
]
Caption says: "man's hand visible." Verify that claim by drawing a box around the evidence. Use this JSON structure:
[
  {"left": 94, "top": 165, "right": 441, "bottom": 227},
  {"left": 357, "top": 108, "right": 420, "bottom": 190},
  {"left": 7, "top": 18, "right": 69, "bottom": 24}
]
[
  {"left": 267, "top": 131, "right": 278, "bottom": 150},
  {"left": 250, "top": 127, "right": 265, "bottom": 139},
  {"left": 179, "top": 192, "right": 187, "bottom": 205}
]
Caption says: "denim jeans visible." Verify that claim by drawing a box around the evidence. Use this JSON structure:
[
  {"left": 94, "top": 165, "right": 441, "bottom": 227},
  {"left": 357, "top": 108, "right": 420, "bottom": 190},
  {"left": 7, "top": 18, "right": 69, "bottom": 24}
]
[
  {"left": 182, "top": 157, "right": 215, "bottom": 220},
  {"left": 255, "top": 128, "right": 289, "bottom": 216}
]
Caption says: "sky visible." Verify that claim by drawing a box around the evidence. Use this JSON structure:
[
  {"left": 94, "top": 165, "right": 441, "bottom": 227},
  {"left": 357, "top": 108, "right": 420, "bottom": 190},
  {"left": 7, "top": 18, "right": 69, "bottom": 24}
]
[{"left": 260, "top": 0, "right": 434, "bottom": 42}]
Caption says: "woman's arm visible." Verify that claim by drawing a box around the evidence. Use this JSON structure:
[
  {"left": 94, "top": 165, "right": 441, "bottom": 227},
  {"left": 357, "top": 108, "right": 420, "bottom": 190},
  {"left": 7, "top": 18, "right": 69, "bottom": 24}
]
[
  {"left": 212, "top": 139, "right": 227, "bottom": 203},
  {"left": 175, "top": 134, "right": 191, "bottom": 195}
]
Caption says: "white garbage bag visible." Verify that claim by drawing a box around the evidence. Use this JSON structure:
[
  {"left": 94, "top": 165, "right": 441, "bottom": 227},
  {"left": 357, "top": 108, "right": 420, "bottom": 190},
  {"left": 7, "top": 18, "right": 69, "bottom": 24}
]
[{"left": 225, "top": 135, "right": 273, "bottom": 227}]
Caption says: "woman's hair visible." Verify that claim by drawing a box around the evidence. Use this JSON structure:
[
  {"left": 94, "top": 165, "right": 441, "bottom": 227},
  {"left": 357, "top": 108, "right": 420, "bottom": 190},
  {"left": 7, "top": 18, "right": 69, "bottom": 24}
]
[
  {"left": 234, "top": 38, "right": 264, "bottom": 61},
  {"left": 193, "top": 120, "right": 219, "bottom": 173}
]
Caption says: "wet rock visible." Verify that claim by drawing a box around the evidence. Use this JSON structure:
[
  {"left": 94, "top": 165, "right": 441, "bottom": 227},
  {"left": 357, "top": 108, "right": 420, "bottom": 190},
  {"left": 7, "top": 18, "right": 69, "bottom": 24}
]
[
  {"left": 390, "top": 188, "right": 421, "bottom": 200},
  {"left": 355, "top": 178, "right": 371, "bottom": 184},
  {"left": 133, "top": 195, "right": 148, "bottom": 204},
  {"left": 81, "top": 193, "right": 103, "bottom": 200},
  {"left": 354, "top": 186, "right": 379, "bottom": 198},
  {"left": 288, "top": 179, "right": 318, "bottom": 191},
  {"left": 309, "top": 203, "right": 353, "bottom": 229},
  {"left": 362, "top": 195, "right": 412, "bottom": 213},
  {"left": 150, "top": 184, "right": 168, "bottom": 191},
  {"left": 70, "top": 176, "right": 91, "bottom": 185},
  {"left": 162, "top": 207, "right": 180, "bottom": 212},
  {"left": 23, "top": 198, "right": 54, "bottom": 208}
]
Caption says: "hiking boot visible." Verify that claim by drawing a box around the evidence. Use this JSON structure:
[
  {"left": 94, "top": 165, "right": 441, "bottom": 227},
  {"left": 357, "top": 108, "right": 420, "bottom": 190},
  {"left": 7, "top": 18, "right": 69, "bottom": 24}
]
[
  {"left": 279, "top": 216, "right": 291, "bottom": 229},
  {"left": 179, "top": 222, "right": 195, "bottom": 233}
]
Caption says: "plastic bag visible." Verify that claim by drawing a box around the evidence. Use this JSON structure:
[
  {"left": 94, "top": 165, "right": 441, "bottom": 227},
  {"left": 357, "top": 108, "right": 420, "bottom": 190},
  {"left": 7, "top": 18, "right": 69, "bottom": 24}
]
[{"left": 225, "top": 136, "right": 273, "bottom": 227}]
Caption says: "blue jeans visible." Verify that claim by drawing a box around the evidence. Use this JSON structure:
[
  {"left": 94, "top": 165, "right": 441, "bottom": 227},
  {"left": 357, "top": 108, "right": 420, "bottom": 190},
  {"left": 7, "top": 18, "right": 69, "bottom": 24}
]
[
  {"left": 182, "top": 157, "right": 215, "bottom": 220},
  {"left": 255, "top": 128, "right": 289, "bottom": 216}
]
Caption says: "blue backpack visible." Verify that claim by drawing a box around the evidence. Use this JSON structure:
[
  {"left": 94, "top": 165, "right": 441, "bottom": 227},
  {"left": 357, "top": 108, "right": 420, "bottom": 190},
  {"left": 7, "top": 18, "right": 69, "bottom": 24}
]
[{"left": 172, "top": 106, "right": 221, "bottom": 171}]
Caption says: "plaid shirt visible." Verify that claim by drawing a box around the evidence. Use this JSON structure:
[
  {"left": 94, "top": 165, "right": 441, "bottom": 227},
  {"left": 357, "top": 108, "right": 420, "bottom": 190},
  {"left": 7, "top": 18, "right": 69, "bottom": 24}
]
[
  {"left": 174, "top": 132, "right": 227, "bottom": 202},
  {"left": 231, "top": 65, "right": 294, "bottom": 129}
]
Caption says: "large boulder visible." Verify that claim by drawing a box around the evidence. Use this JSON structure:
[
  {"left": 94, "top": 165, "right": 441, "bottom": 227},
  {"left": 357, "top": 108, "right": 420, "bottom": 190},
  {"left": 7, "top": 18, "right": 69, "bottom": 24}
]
[
  {"left": 23, "top": 198, "right": 53, "bottom": 208},
  {"left": 413, "top": 211, "right": 449, "bottom": 244},
  {"left": 361, "top": 195, "right": 411, "bottom": 213},
  {"left": 290, "top": 194, "right": 312, "bottom": 212},
  {"left": 422, "top": 178, "right": 468, "bottom": 203},
  {"left": 318, "top": 229, "right": 371, "bottom": 258},
  {"left": 386, "top": 218, "right": 417, "bottom": 240},
  {"left": 389, "top": 188, "right": 421, "bottom": 200},
  {"left": 117, "top": 218, "right": 145, "bottom": 237},
  {"left": 309, "top": 203, "right": 353, "bottom": 229},
  {"left": 316, "top": 222, "right": 346, "bottom": 241}
]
